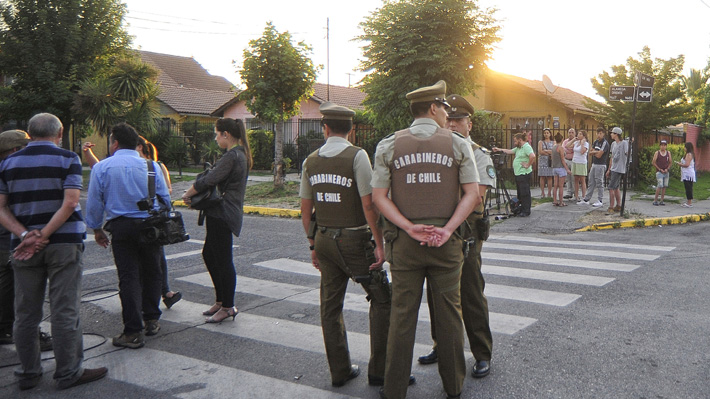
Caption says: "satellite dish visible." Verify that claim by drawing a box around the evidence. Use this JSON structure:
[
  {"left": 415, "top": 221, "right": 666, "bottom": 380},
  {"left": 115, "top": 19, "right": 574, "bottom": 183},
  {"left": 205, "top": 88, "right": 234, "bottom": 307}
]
[{"left": 542, "top": 74, "right": 557, "bottom": 94}]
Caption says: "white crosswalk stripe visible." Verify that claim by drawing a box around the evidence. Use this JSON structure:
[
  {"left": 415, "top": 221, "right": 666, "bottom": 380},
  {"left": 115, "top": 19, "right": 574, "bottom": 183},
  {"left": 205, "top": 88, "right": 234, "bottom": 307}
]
[{"left": 8, "top": 235, "right": 668, "bottom": 397}]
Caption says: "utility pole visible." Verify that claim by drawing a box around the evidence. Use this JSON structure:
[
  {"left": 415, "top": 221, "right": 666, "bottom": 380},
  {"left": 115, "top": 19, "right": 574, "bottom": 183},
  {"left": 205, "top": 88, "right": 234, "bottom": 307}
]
[{"left": 326, "top": 18, "right": 330, "bottom": 101}]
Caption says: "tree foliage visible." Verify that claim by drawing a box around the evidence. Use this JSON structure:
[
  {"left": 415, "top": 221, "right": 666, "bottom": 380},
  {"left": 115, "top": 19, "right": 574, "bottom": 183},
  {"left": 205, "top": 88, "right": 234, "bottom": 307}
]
[
  {"left": 73, "top": 55, "right": 161, "bottom": 138},
  {"left": 0, "top": 0, "right": 130, "bottom": 145},
  {"left": 587, "top": 47, "right": 692, "bottom": 133},
  {"left": 239, "top": 21, "right": 318, "bottom": 122},
  {"left": 358, "top": 0, "right": 500, "bottom": 133},
  {"left": 239, "top": 22, "right": 319, "bottom": 186}
]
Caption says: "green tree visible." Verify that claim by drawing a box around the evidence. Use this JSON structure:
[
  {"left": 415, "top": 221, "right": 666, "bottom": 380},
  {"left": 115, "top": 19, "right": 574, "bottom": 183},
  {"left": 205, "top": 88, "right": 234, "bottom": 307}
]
[
  {"left": 684, "top": 65, "right": 710, "bottom": 125},
  {"left": 0, "top": 0, "right": 130, "bottom": 147},
  {"left": 588, "top": 47, "right": 692, "bottom": 133},
  {"left": 73, "top": 55, "right": 160, "bottom": 139},
  {"left": 358, "top": 0, "right": 500, "bottom": 134},
  {"left": 239, "top": 22, "right": 319, "bottom": 187}
]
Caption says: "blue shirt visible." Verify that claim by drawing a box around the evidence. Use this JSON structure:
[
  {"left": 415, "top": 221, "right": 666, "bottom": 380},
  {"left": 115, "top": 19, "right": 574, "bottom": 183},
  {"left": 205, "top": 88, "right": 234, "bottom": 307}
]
[
  {"left": 0, "top": 141, "right": 85, "bottom": 247},
  {"left": 85, "top": 149, "right": 170, "bottom": 229}
]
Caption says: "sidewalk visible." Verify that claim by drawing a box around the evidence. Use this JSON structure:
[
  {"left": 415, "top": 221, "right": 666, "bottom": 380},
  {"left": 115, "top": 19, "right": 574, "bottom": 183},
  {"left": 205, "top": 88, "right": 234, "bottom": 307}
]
[
  {"left": 489, "top": 190, "right": 710, "bottom": 234},
  {"left": 126, "top": 171, "right": 710, "bottom": 233}
]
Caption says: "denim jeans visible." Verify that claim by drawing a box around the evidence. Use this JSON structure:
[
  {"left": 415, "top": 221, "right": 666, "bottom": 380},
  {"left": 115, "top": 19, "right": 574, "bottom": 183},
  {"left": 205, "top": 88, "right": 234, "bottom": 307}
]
[{"left": 515, "top": 172, "right": 532, "bottom": 214}]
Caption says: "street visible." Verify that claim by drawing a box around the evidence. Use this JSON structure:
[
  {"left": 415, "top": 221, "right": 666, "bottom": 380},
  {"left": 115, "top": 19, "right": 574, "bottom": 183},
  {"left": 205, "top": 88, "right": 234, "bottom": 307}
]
[{"left": 0, "top": 208, "right": 708, "bottom": 398}]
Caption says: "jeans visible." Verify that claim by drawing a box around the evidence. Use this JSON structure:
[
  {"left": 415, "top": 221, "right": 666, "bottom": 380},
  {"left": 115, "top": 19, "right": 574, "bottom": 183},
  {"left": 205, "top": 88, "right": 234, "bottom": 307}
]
[
  {"left": 109, "top": 218, "right": 163, "bottom": 334},
  {"left": 564, "top": 159, "right": 574, "bottom": 195},
  {"left": 515, "top": 172, "right": 532, "bottom": 214},
  {"left": 585, "top": 164, "right": 606, "bottom": 202},
  {"left": 13, "top": 244, "right": 85, "bottom": 388},
  {"left": 203, "top": 216, "right": 236, "bottom": 308}
]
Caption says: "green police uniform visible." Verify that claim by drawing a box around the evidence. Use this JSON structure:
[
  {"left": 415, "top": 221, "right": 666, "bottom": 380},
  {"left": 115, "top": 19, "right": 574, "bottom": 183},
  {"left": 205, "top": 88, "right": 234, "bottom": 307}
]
[
  {"left": 425, "top": 95, "right": 495, "bottom": 371},
  {"left": 299, "top": 102, "right": 391, "bottom": 385},
  {"left": 371, "top": 81, "right": 479, "bottom": 399}
]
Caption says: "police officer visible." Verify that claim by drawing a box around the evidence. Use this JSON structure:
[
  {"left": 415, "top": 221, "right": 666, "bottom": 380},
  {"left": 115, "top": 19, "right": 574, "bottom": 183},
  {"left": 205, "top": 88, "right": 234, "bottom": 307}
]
[
  {"left": 300, "top": 102, "right": 392, "bottom": 388},
  {"left": 417, "top": 95, "right": 495, "bottom": 378},
  {"left": 372, "top": 81, "right": 480, "bottom": 399}
]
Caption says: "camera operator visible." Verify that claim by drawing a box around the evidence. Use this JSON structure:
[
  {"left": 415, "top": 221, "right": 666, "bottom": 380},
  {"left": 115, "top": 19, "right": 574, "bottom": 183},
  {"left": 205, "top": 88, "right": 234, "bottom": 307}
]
[
  {"left": 492, "top": 132, "right": 535, "bottom": 216},
  {"left": 417, "top": 94, "right": 495, "bottom": 378},
  {"left": 85, "top": 123, "right": 170, "bottom": 349}
]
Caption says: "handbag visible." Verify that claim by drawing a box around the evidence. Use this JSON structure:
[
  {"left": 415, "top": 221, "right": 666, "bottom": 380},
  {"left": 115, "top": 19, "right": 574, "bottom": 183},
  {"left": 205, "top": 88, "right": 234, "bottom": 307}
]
[
  {"left": 190, "top": 165, "right": 224, "bottom": 211},
  {"left": 138, "top": 160, "right": 190, "bottom": 246}
]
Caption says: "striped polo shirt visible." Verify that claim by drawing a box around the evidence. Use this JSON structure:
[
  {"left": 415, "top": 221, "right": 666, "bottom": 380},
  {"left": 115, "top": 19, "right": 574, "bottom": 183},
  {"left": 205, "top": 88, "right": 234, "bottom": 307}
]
[{"left": 0, "top": 141, "right": 86, "bottom": 247}]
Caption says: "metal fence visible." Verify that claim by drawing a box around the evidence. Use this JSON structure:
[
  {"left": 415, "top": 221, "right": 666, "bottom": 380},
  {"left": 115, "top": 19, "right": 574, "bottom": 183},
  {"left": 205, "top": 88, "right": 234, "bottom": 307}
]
[{"left": 155, "top": 119, "right": 685, "bottom": 187}]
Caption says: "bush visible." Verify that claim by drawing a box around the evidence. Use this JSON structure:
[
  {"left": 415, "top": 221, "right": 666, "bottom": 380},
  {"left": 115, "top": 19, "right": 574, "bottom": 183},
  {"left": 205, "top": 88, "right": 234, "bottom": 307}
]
[
  {"left": 638, "top": 143, "right": 685, "bottom": 185},
  {"left": 248, "top": 129, "right": 274, "bottom": 170},
  {"left": 181, "top": 118, "right": 215, "bottom": 165}
]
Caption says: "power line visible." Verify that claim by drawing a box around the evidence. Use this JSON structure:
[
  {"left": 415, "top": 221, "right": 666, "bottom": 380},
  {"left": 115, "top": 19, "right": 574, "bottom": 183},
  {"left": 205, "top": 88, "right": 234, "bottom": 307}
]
[{"left": 128, "top": 10, "right": 235, "bottom": 26}]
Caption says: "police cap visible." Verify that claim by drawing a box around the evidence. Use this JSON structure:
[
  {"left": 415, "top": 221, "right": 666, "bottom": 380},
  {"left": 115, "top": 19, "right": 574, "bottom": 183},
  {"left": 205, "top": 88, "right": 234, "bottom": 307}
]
[
  {"left": 319, "top": 101, "right": 355, "bottom": 121},
  {"left": 445, "top": 94, "right": 474, "bottom": 119},
  {"left": 0, "top": 130, "right": 30, "bottom": 153},
  {"left": 406, "top": 80, "right": 449, "bottom": 106}
]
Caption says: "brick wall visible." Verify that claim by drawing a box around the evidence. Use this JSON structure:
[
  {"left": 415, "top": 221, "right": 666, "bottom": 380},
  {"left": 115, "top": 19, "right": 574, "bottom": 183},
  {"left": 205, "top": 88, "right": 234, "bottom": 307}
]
[{"left": 686, "top": 124, "right": 710, "bottom": 172}]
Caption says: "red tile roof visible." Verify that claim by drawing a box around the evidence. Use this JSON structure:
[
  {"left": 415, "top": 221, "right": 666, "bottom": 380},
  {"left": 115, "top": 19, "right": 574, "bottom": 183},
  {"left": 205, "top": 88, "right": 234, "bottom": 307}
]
[
  {"left": 492, "top": 71, "right": 600, "bottom": 114},
  {"left": 137, "top": 50, "right": 236, "bottom": 115},
  {"left": 312, "top": 83, "right": 366, "bottom": 110}
]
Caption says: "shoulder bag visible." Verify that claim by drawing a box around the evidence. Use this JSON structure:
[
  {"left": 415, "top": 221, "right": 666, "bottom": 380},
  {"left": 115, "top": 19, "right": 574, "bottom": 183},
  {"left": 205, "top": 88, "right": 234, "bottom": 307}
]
[{"left": 190, "top": 163, "right": 224, "bottom": 211}]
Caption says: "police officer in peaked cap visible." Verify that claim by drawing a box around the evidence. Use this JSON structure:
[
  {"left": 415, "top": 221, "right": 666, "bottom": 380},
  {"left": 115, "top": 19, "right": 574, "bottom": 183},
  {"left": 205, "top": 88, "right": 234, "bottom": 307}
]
[
  {"left": 417, "top": 94, "right": 495, "bottom": 379},
  {"left": 371, "top": 81, "right": 481, "bottom": 399},
  {"left": 299, "top": 101, "right": 392, "bottom": 389}
]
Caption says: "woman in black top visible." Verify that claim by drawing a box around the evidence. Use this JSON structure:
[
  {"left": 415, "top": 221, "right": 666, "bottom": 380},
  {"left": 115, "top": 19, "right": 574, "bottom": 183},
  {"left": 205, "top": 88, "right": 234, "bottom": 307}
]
[{"left": 182, "top": 118, "right": 252, "bottom": 323}]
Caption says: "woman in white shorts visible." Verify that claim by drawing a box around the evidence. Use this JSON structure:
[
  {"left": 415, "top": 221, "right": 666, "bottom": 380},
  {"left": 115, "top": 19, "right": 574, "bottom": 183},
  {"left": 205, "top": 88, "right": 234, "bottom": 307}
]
[{"left": 572, "top": 130, "right": 589, "bottom": 202}]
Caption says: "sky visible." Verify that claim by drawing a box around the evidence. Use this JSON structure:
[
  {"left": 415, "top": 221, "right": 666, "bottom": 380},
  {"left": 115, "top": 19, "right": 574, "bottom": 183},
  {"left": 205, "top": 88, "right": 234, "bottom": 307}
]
[{"left": 122, "top": 0, "right": 710, "bottom": 101}]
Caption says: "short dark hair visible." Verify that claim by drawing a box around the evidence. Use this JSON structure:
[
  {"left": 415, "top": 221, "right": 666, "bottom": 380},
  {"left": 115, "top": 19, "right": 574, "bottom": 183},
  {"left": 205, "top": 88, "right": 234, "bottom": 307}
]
[
  {"left": 410, "top": 101, "right": 439, "bottom": 118},
  {"left": 322, "top": 119, "right": 352, "bottom": 135},
  {"left": 110, "top": 123, "right": 139, "bottom": 150},
  {"left": 597, "top": 127, "right": 605, "bottom": 134}
]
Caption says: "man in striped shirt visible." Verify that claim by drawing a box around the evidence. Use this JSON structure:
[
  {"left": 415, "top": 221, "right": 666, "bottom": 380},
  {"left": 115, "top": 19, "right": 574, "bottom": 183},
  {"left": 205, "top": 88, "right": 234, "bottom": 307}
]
[{"left": 0, "top": 113, "right": 107, "bottom": 391}]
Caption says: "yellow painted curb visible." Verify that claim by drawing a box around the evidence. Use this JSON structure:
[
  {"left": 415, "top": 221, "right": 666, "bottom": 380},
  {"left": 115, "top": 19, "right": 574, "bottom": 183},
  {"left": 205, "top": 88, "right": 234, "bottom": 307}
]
[
  {"left": 173, "top": 200, "right": 300, "bottom": 218},
  {"left": 577, "top": 212, "right": 710, "bottom": 232}
]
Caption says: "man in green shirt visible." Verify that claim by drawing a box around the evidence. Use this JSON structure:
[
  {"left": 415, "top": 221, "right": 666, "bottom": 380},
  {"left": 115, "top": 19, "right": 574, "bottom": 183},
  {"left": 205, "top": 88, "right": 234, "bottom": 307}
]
[{"left": 493, "top": 132, "right": 535, "bottom": 216}]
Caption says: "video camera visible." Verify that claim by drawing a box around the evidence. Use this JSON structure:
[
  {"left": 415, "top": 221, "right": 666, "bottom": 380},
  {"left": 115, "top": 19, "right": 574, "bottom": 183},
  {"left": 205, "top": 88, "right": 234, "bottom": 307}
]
[{"left": 137, "top": 197, "right": 190, "bottom": 246}]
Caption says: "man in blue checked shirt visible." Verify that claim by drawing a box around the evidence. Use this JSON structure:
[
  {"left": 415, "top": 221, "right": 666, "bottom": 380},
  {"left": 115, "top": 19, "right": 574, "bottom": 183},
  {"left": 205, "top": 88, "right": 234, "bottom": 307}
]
[
  {"left": 85, "top": 122, "right": 170, "bottom": 350},
  {"left": 0, "top": 113, "right": 108, "bottom": 390}
]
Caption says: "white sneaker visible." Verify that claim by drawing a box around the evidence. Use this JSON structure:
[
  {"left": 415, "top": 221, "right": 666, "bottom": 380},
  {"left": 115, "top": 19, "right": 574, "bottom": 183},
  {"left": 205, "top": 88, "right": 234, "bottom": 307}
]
[
  {"left": 592, "top": 201, "right": 603, "bottom": 207},
  {"left": 681, "top": 202, "right": 693, "bottom": 208},
  {"left": 577, "top": 199, "right": 590, "bottom": 205}
]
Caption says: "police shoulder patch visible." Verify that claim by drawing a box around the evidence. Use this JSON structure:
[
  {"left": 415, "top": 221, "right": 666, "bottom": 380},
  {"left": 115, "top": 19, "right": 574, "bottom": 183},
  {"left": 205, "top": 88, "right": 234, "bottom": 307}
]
[{"left": 486, "top": 165, "right": 496, "bottom": 179}]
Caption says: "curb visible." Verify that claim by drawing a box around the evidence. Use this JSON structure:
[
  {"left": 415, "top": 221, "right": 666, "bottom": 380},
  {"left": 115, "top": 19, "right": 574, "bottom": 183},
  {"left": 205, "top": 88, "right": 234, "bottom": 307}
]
[
  {"left": 577, "top": 212, "right": 710, "bottom": 232},
  {"left": 173, "top": 200, "right": 300, "bottom": 218}
]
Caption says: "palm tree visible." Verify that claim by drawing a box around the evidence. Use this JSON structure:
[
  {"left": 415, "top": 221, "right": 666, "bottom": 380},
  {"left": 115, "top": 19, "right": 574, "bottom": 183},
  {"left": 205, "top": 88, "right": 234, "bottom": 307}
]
[{"left": 73, "top": 55, "right": 160, "bottom": 138}]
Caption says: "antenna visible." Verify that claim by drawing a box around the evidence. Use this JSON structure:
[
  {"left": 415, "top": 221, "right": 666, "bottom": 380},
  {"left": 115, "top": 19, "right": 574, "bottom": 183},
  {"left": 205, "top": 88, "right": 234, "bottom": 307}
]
[{"left": 542, "top": 74, "right": 557, "bottom": 94}]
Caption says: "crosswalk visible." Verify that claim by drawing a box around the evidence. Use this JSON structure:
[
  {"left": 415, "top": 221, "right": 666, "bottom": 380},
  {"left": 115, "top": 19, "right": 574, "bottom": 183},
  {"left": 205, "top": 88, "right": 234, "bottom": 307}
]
[{"left": 0, "top": 233, "right": 673, "bottom": 397}]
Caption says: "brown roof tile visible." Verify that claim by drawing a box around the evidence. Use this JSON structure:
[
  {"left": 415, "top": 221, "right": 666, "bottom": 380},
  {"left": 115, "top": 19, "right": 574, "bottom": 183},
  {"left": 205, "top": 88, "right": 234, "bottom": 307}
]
[
  {"left": 312, "top": 83, "right": 366, "bottom": 110},
  {"left": 137, "top": 50, "right": 236, "bottom": 115},
  {"left": 493, "top": 72, "right": 600, "bottom": 114}
]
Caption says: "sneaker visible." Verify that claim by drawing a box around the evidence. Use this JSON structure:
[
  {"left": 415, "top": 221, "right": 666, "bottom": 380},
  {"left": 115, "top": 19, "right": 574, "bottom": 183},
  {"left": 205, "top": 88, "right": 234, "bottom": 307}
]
[
  {"left": 660, "top": 201, "right": 665, "bottom": 206},
  {"left": 144, "top": 319, "right": 160, "bottom": 336},
  {"left": 39, "top": 331, "right": 53, "bottom": 352},
  {"left": 653, "top": 201, "right": 659, "bottom": 206},
  {"left": 112, "top": 332, "right": 145, "bottom": 349},
  {"left": 681, "top": 202, "right": 693, "bottom": 208},
  {"left": 563, "top": 194, "right": 572, "bottom": 199},
  {"left": 577, "top": 199, "right": 590, "bottom": 205},
  {"left": 607, "top": 207, "right": 614, "bottom": 213},
  {"left": 592, "top": 201, "right": 603, "bottom": 207},
  {"left": 613, "top": 206, "right": 621, "bottom": 212}
]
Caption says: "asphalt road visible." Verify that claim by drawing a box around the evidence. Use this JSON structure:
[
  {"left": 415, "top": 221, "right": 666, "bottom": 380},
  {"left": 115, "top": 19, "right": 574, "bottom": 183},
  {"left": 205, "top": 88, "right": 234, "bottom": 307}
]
[{"left": 0, "top": 209, "right": 708, "bottom": 399}]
